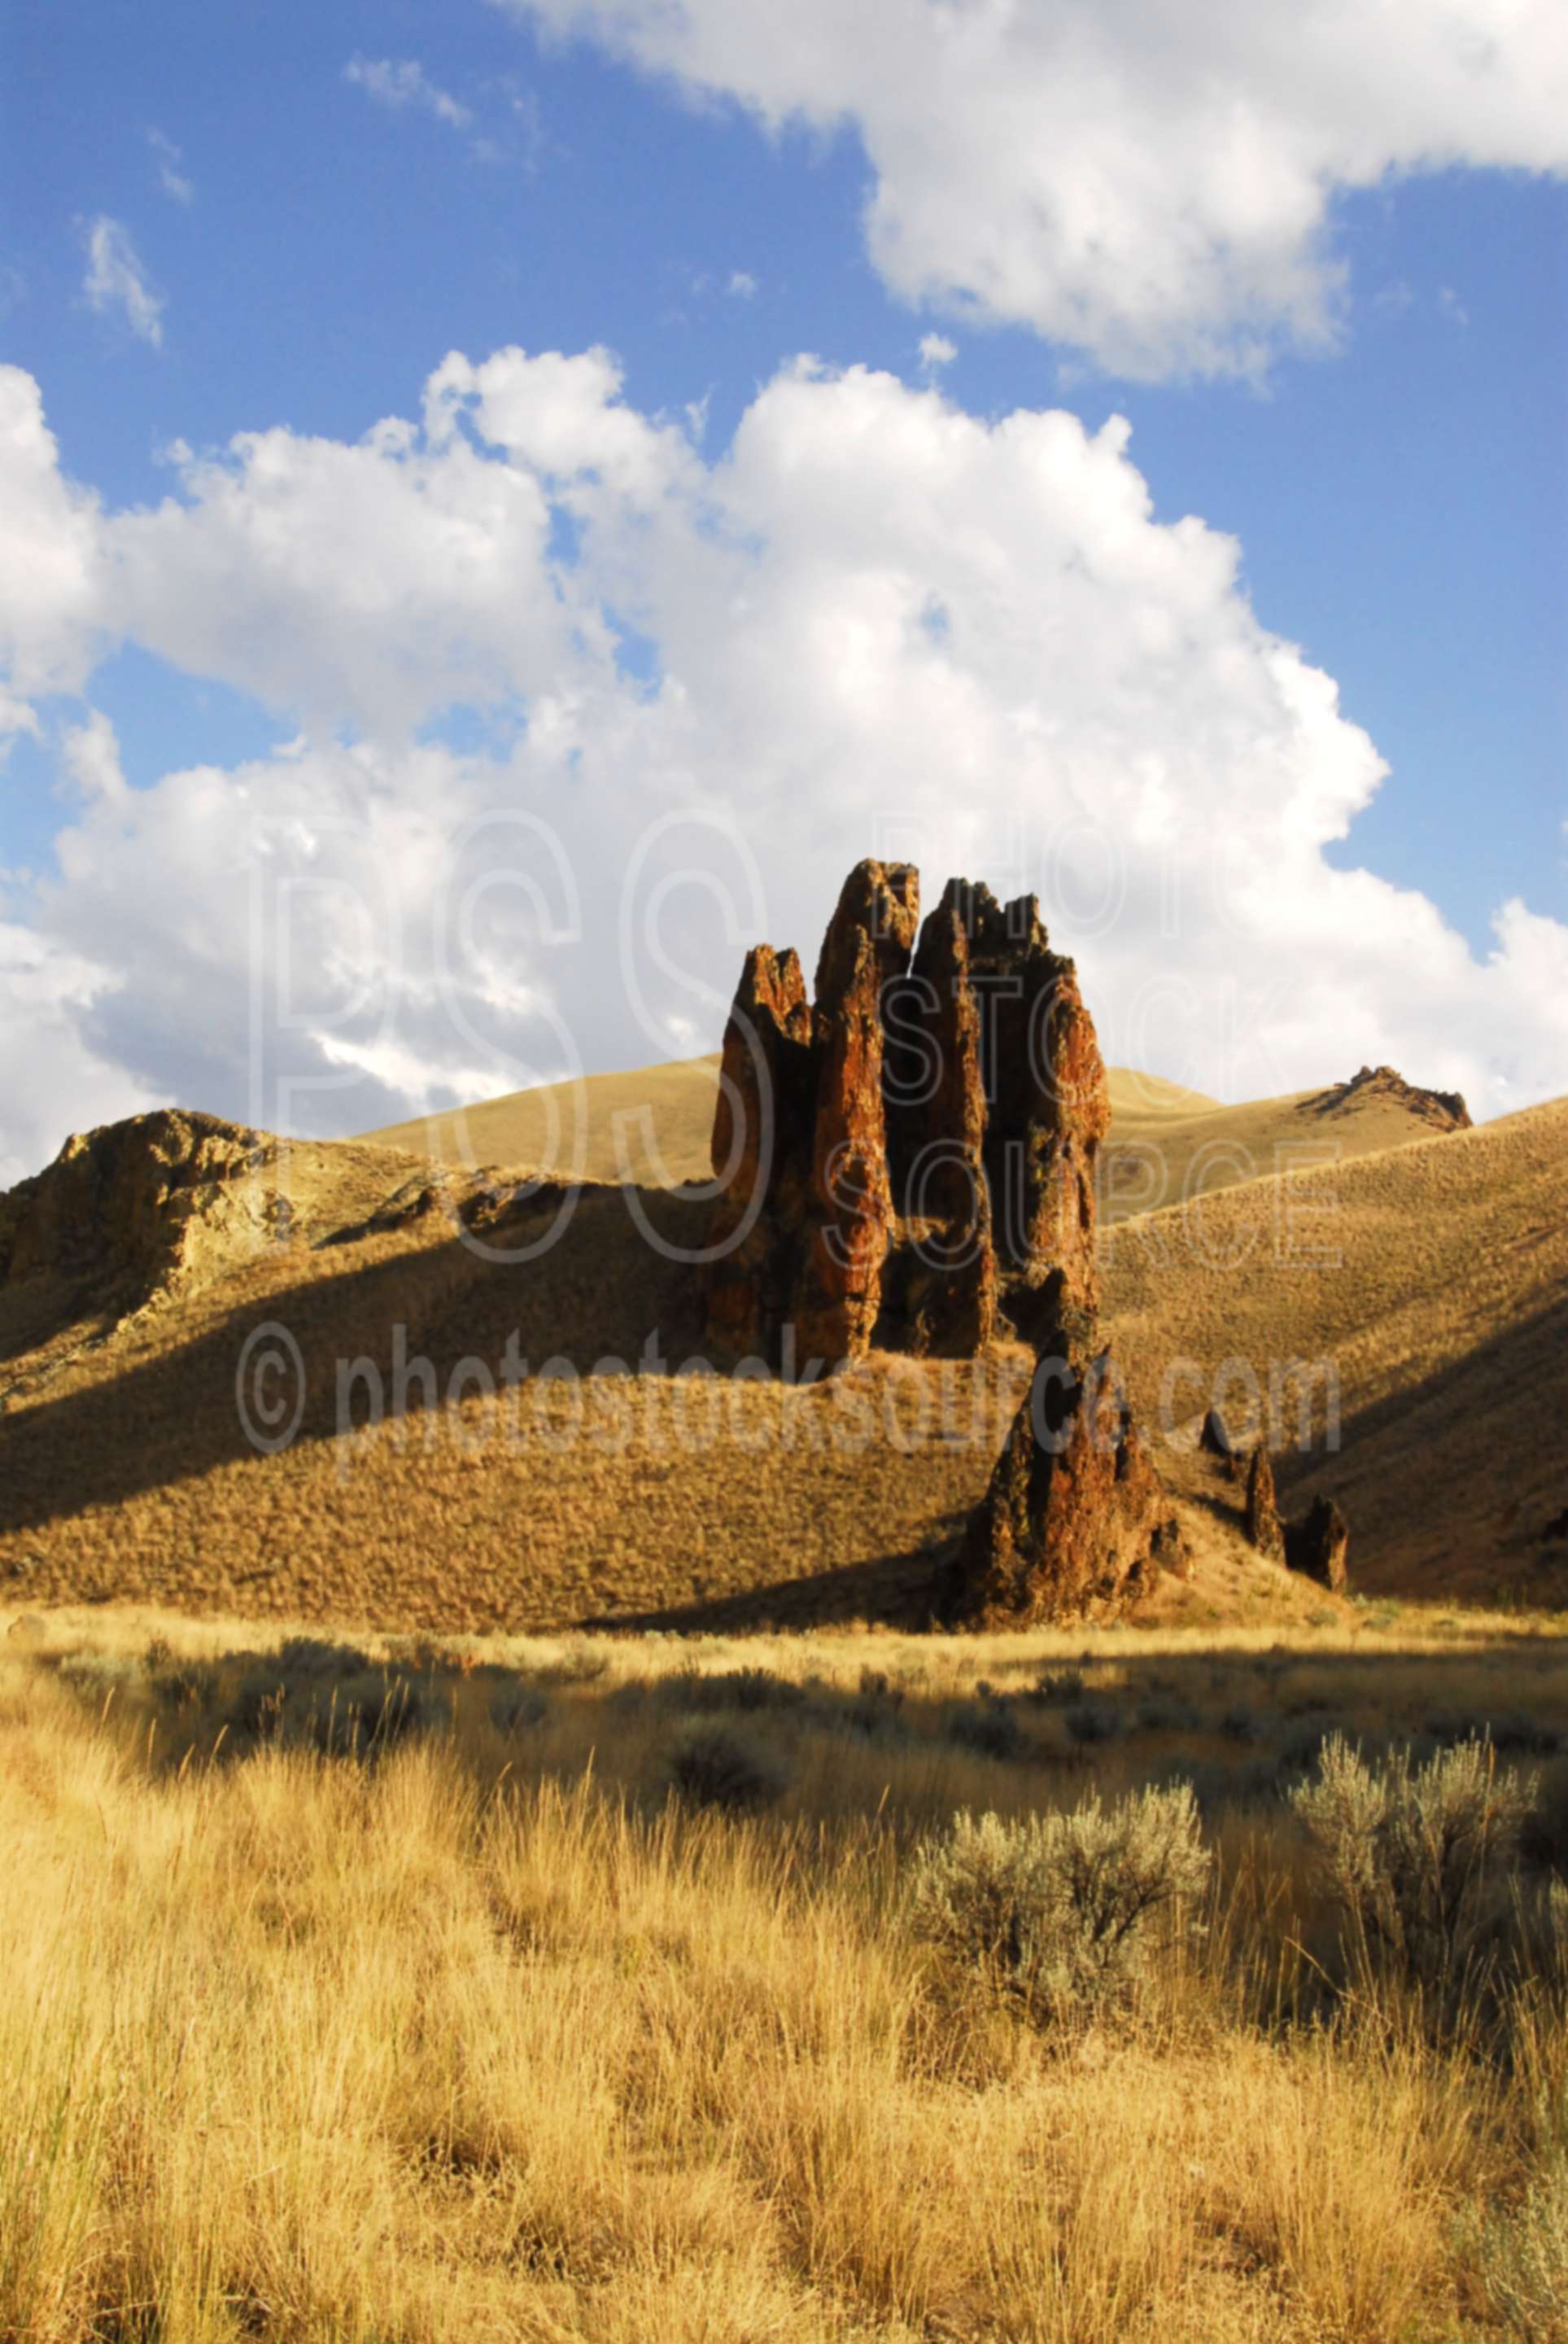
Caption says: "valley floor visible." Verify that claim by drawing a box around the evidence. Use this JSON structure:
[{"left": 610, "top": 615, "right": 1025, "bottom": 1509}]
[{"left": 4, "top": 1603, "right": 1567, "bottom": 2342}]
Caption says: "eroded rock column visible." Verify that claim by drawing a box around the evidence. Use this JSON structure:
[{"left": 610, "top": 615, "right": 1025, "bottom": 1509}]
[{"left": 792, "top": 861, "right": 920, "bottom": 1363}]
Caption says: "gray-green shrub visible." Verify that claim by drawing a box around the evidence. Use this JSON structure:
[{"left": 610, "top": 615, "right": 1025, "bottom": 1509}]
[
  {"left": 907, "top": 1784, "right": 1211, "bottom": 2024},
  {"left": 1290, "top": 1733, "right": 1537, "bottom": 1990},
  {"left": 1465, "top": 2154, "right": 1568, "bottom": 2342}
]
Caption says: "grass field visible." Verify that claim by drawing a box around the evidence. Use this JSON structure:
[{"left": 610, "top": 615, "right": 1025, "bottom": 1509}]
[{"left": 4, "top": 1603, "right": 1567, "bottom": 2342}]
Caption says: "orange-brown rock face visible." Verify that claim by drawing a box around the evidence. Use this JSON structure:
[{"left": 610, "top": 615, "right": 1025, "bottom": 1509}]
[
  {"left": 792, "top": 862, "right": 921, "bottom": 1363},
  {"left": 883, "top": 880, "right": 995, "bottom": 1358},
  {"left": 980, "top": 904, "right": 1109, "bottom": 1317},
  {"left": 700, "top": 859, "right": 1111, "bottom": 1373},
  {"left": 941, "top": 1310, "right": 1186, "bottom": 1627},
  {"left": 1244, "top": 1445, "right": 1286, "bottom": 1564},
  {"left": 703, "top": 945, "right": 815, "bottom": 1362}
]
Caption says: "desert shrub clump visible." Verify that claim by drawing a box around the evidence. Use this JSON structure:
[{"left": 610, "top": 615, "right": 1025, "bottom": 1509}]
[
  {"left": 1064, "top": 1698, "right": 1120, "bottom": 1746},
  {"left": 1465, "top": 2152, "right": 1568, "bottom": 2342},
  {"left": 229, "top": 1662, "right": 437, "bottom": 1757},
  {"left": 907, "top": 1783, "right": 1211, "bottom": 2026},
  {"left": 658, "top": 1665, "right": 807, "bottom": 1716},
  {"left": 946, "top": 1696, "right": 1025, "bottom": 1762},
  {"left": 1290, "top": 1732, "right": 1538, "bottom": 1992},
  {"left": 667, "top": 1723, "right": 789, "bottom": 1813}
]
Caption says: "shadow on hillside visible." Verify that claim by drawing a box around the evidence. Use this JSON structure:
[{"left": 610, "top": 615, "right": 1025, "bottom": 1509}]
[
  {"left": 1272, "top": 1290, "right": 1568, "bottom": 1602},
  {"left": 577, "top": 1530, "right": 966, "bottom": 1634},
  {"left": 0, "top": 1279, "right": 117, "bottom": 1372},
  {"left": 41, "top": 1629, "right": 1568, "bottom": 1828},
  {"left": 7, "top": 1183, "right": 1566, "bottom": 1628},
  {"left": 0, "top": 1181, "right": 709, "bottom": 1539}
]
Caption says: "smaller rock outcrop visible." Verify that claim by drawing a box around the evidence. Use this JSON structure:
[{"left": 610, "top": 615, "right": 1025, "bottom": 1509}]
[
  {"left": 941, "top": 1301, "right": 1186, "bottom": 1628},
  {"left": 0, "top": 1110, "right": 278, "bottom": 1316},
  {"left": 1300, "top": 1065, "right": 1471, "bottom": 1133},
  {"left": 1286, "top": 1494, "right": 1350, "bottom": 1592},
  {"left": 1243, "top": 1445, "right": 1286, "bottom": 1564}
]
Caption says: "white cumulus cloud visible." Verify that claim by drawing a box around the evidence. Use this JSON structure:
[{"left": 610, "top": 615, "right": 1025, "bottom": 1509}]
[
  {"left": 0, "top": 923, "right": 156, "bottom": 1188},
  {"left": 0, "top": 367, "right": 106, "bottom": 696},
  {"left": 0, "top": 348, "right": 1562, "bottom": 1178},
  {"left": 491, "top": 0, "right": 1568, "bottom": 376}
]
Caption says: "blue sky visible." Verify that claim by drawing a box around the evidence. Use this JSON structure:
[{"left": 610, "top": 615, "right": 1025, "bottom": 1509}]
[{"left": 0, "top": 0, "right": 1564, "bottom": 1176}]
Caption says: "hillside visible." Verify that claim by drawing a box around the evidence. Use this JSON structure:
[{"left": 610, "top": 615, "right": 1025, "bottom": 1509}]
[
  {"left": 1103, "top": 1095, "right": 1568, "bottom": 1600},
  {"left": 365, "top": 1056, "right": 729, "bottom": 1191},
  {"left": 0, "top": 1069, "right": 1558, "bottom": 1629},
  {"left": 362, "top": 1056, "right": 1465, "bottom": 1215}
]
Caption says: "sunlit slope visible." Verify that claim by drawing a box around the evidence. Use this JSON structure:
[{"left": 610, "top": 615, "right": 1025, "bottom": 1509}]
[
  {"left": 1103, "top": 1097, "right": 1568, "bottom": 1599},
  {"left": 0, "top": 1170, "right": 1023, "bottom": 1632},
  {"left": 362, "top": 1056, "right": 1454, "bottom": 1208},
  {"left": 1100, "top": 1069, "right": 1469, "bottom": 1222},
  {"left": 2, "top": 1075, "right": 1553, "bottom": 1632},
  {"left": 363, "top": 1056, "right": 725, "bottom": 1188},
  {"left": 0, "top": 1139, "right": 1335, "bottom": 1634}
]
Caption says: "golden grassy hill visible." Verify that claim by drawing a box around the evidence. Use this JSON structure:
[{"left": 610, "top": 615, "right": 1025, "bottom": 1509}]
[
  {"left": 1103, "top": 1095, "right": 1568, "bottom": 1605},
  {"left": 0, "top": 1068, "right": 1558, "bottom": 1632},
  {"left": 365, "top": 1055, "right": 729, "bottom": 1189},
  {"left": 362, "top": 1056, "right": 1461, "bottom": 1214}
]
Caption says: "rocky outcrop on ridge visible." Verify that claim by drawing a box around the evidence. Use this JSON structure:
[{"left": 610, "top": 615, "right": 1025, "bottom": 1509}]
[
  {"left": 0, "top": 1110, "right": 281, "bottom": 1317},
  {"left": 0, "top": 1109, "right": 470, "bottom": 1332},
  {"left": 1300, "top": 1065, "right": 1472, "bottom": 1133},
  {"left": 702, "top": 861, "right": 1110, "bottom": 1371}
]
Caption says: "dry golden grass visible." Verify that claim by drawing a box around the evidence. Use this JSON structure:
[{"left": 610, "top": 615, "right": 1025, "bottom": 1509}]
[
  {"left": 360, "top": 1056, "right": 1449, "bottom": 1209},
  {"left": 362, "top": 1052, "right": 728, "bottom": 1188},
  {"left": 3, "top": 1605, "right": 1566, "bottom": 2342}
]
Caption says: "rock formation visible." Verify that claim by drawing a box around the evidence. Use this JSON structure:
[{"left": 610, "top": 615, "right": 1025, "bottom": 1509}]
[
  {"left": 1301, "top": 1065, "right": 1471, "bottom": 1133},
  {"left": 1286, "top": 1494, "right": 1350, "bottom": 1592},
  {"left": 0, "top": 1109, "right": 465, "bottom": 1330},
  {"left": 1243, "top": 1445, "right": 1286, "bottom": 1564},
  {"left": 793, "top": 861, "right": 922, "bottom": 1364},
  {"left": 701, "top": 862, "right": 1111, "bottom": 1371},
  {"left": 703, "top": 945, "right": 816, "bottom": 1362},
  {"left": 0, "top": 1110, "right": 278, "bottom": 1316},
  {"left": 940, "top": 1291, "right": 1186, "bottom": 1626},
  {"left": 703, "top": 858, "right": 1185, "bottom": 1626}
]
